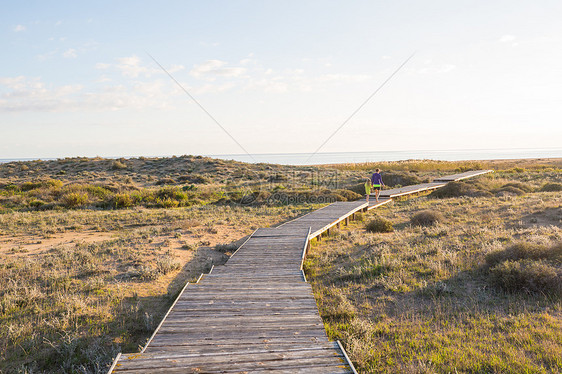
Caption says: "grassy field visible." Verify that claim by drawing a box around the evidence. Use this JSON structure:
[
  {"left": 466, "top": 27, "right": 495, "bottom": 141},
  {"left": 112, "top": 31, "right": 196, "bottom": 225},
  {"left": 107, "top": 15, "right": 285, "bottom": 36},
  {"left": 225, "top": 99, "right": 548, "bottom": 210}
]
[
  {"left": 0, "top": 204, "right": 315, "bottom": 373},
  {"left": 0, "top": 156, "right": 560, "bottom": 373},
  {"left": 304, "top": 170, "right": 562, "bottom": 373}
]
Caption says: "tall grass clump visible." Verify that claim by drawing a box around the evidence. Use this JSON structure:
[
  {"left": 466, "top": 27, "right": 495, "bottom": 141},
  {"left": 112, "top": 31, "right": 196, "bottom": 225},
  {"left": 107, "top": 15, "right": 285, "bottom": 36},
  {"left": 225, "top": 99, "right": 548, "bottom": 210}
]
[
  {"left": 486, "top": 242, "right": 562, "bottom": 295},
  {"left": 365, "top": 217, "right": 394, "bottom": 233},
  {"left": 61, "top": 192, "right": 89, "bottom": 208},
  {"left": 430, "top": 181, "right": 491, "bottom": 198},
  {"left": 540, "top": 182, "right": 562, "bottom": 192},
  {"left": 411, "top": 210, "right": 444, "bottom": 226}
]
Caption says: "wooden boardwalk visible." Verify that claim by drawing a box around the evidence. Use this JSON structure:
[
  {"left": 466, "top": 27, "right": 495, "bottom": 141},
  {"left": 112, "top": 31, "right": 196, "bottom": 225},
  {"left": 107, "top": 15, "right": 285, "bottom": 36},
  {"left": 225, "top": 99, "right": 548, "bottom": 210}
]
[
  {"left": 377, "top": 170, "right": 493, "bottom": 198},
  {"left": 278, "top": 199, "right": 390, "bottom": 239},
  {"left": 111, "top": 227, "right": 357, "bottom": 373},
  {"left": 109, "top": 170, "right": 492, "bottom": 373},
  {"left": 433, "top": 169, "right": 493, "bottom": 182}
]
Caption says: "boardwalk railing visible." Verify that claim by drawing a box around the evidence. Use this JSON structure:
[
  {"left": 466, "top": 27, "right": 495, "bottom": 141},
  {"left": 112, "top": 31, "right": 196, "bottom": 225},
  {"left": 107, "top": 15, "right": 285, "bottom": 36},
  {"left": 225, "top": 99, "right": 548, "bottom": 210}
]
[{"left": 109, "top": 170, "right": 492, "bottom": 373}]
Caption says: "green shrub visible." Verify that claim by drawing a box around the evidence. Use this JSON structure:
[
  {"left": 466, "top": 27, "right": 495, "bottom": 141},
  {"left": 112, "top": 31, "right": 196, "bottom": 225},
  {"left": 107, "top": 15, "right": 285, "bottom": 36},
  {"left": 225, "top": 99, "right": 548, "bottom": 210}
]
[
  {"left": 540, "top": 183, "right": 562, "bottom": 192},
  {"left": 112, "top": 193, "right": 132, "bottom": 209},
  {"left": 155, "top": 255, "right": 181, "bottom": 275},
  {"left": 156, "top": 186, "right": 187, "bottom": 201},
  {"left": 382, "top": 171, "right": 422, "bottom": 187},
  {"left": 486, "top": 242, "right": 562, "bottom": 296},
  {"left": 156, "top": 178, "right": 176, "bottom": 185},
  {"left": 345, "top": 182, "right": 367, "bottom": 195},
  {"left": 430, "top": 181, "right": 491, "bottom": 198},
  {"left": 85, "top": 185, "right": 112, "bottom": 199},
  {"left": 156, "top": 198, "right": 179, "bottom": 208},
  {"left": 111, "top": 160, "right": 127, "bottom": 170},
  {"left": 411, "top": 210, "right": 444, "bottom": 226},
  {"left": 178, "top": 174, "right": 212, "bottom": 184},
  {"left": 490, "top": 259, "right": 561, "bottom": 295},
  {"left": 333, "top": 189, "right": 362, "bottom": 201},
  {"left": 501, "top": 182, "right": 534, "bottom": 193},
  {"left": 28, "top": 199, "right": 46, "bottom": 208},
  {"left": 365, "top": 217, "right": 394, "bottom": 233},
  {"left": 46, "top": 179, "right": 63, "bottom": 188},
  {"left": 496, "top": 185, "right": 526, "bottom": 196},
  {"left": 485, "top": 242, "right": 562, "bottom": 266},
  {"left": 61, "top": 192, "right": 89, "bottom": 208},
  {"left": 430, "top": 181, "right": 475, "bottom": 198},
  {"left": 20, "top": 181, "right": 44, "bottom": 191}
]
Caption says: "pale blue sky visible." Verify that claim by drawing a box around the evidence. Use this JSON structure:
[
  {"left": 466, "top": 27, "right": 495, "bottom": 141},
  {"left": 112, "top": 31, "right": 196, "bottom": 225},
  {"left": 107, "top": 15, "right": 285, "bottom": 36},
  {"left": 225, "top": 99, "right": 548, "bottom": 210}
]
[{"left": 2, "top": 0, "right": 561, "bottom": 159}]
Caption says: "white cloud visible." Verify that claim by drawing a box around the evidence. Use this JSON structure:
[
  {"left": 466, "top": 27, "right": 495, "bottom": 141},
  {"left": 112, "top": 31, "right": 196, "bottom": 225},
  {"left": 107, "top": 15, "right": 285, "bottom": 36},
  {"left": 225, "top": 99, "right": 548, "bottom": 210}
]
[
  {"left": 94, "top": 56, "right": 181, "bottom": 81},
  {"left": 0, "top": 75, "right": 173, "bottom": 112},
  {"left": 317, "top": 73, "right": 371, "bottom": 83},
  {"left": 14, "top": 25, "right": 26, "bottom": 32},
  {"left": 63, "top": 48, "right": 77, "bottom": 58},
  {"left": 193, "top": 82, "right": 236, "bottom": 95},
  {"left": 417, "top": 60, "right": 456, "bottom": 74},
  {"left": 95, "top": 63, "right": 111, "bottom": 70},
  {"left": 499, "top": 35, "right": 516, "bottom": 43},
  {"left": 116, "top": 55, "right": 150, "bottom": 78},
  {"left": 168, "top": 64, "right": 185, "bottom": 73},
  {"left": 190, "top": 60, "right": 246, "bottom": 80}
]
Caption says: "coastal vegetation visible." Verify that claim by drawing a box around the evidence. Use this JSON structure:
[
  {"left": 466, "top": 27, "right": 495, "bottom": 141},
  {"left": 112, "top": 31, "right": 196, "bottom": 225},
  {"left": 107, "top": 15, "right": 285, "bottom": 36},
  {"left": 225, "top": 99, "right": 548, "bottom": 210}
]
[
  {"left": 0, "top": 156, "right": 560, "bottom": 373},
  {"left": 304, "top": 168, "right": 562, "bottom": 373}
]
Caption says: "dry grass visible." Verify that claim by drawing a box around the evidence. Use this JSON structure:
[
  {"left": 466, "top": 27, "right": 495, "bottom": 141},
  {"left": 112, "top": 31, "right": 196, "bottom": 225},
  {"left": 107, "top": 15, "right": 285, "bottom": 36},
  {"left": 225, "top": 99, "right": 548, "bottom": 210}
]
[
  {"left": 0, "top": 204, "right": 311, "bottom": 373},
  {"left": 305, "top": 177, "right": 562, "bottom": 373}
]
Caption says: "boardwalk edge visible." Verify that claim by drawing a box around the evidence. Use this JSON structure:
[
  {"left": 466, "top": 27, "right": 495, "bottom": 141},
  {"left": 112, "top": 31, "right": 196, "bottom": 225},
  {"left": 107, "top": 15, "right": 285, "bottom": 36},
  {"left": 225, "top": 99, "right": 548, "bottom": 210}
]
[{"left": 337, "top": 340, "right": 359, "bottom": 374}]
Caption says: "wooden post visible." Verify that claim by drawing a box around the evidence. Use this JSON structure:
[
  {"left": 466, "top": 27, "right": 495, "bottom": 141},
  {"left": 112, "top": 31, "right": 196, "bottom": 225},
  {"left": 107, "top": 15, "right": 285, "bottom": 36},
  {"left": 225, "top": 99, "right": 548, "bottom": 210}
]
[{"left": 344, "top": 217, "right": 349, "bottom": 225}]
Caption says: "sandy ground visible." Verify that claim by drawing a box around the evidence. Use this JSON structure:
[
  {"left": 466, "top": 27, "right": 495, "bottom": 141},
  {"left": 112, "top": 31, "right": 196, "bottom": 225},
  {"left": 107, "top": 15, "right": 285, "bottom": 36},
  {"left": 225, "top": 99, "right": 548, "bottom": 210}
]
[{"left": 0, "top": 230, "right": 115, "bottom": 256}]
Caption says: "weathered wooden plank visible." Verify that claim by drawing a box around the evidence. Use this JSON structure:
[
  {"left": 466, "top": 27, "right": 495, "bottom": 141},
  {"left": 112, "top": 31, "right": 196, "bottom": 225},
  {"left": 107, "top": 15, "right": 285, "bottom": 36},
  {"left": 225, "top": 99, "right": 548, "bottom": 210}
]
[
  {"left": 114, "top": 353, "right": 349, "bottom": 372},
  {"left": 147, "top": 336, "right": 329, "bottom": 347},
  {"left": 145, "top": 341, "right": 339, "bottom": 353}
]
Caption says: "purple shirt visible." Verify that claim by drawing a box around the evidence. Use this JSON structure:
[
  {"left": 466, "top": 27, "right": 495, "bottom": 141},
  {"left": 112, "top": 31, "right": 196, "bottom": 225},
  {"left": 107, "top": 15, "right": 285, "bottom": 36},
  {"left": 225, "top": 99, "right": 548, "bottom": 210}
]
[{"left": 371, "top": 172, "right": 383, "bottom": 186}]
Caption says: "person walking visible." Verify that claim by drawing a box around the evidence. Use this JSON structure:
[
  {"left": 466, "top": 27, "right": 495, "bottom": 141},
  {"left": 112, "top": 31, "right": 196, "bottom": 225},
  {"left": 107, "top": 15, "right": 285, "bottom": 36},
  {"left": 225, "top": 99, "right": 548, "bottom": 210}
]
[
  {"left": 364, "top": 178, "right": 372, "bottom": 202},
  {"left": 370, "top": 168, "right": 384, "bottom": 202}
]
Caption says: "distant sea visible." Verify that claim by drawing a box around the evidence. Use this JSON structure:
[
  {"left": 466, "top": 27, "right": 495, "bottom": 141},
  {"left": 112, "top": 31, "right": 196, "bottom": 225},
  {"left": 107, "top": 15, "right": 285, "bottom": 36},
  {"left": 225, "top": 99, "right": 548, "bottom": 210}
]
[
  {"left": 1, "top": 148, "right": 561, "bottom": 166},
  {"left": 209, "top": 147, "right": 562, "bottom": 165}
]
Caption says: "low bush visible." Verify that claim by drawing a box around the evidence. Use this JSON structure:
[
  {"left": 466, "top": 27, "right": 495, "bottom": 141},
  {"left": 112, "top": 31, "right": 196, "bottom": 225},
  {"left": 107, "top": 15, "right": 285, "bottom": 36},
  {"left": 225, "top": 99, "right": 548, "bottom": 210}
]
[
  {"left": 178, "top": 174, "right": 212, "bottom": 184},
  {"left": 155, "top": 254, "right": 181, "bottom": 275},
  {"left": 156, "top": 178, "right": 177, "bottom": 185},
  {"left": 486, "top": 242, "right": 562, "bottom": 296},
  {"left": 485, "top": 242, "right": 562, "bottom": 266},
  {"left": 266, "top": 189, "right": 360, "bottom": 205},
  {"left": 495, "top": 185, "right": 526, "bottom": 196},
  {"left": 61, "top": 192, "right": 89, "bottom": 208},
  {"left": 111, "top": 160, "right": 127, "bottom": 170},
  {"left": 112, "top": 193, "right": 133, "bottom": 209},
  {"left": 411, "top": 210, "right": 444, "bottom": 226},
  {"left": 346, "top": 182, "right": 369, "bottom": 196},
  {"left": 500, "top": 182, "right": 534, "bottom": 193},
  {"left": 540, "top": 183, "right": 562, "bottom": 192},
  {"left": 430, "top": 181, "right": 491, "bottom": 198},
  {"left": 382, "top": 171, "right": 422, "bottom": 187},
  {"left": 489, "top": 259, "right": 561, "bottom": 295},
  {"left": 365, "top": 217, "right": 394, "bottom": 233}
]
